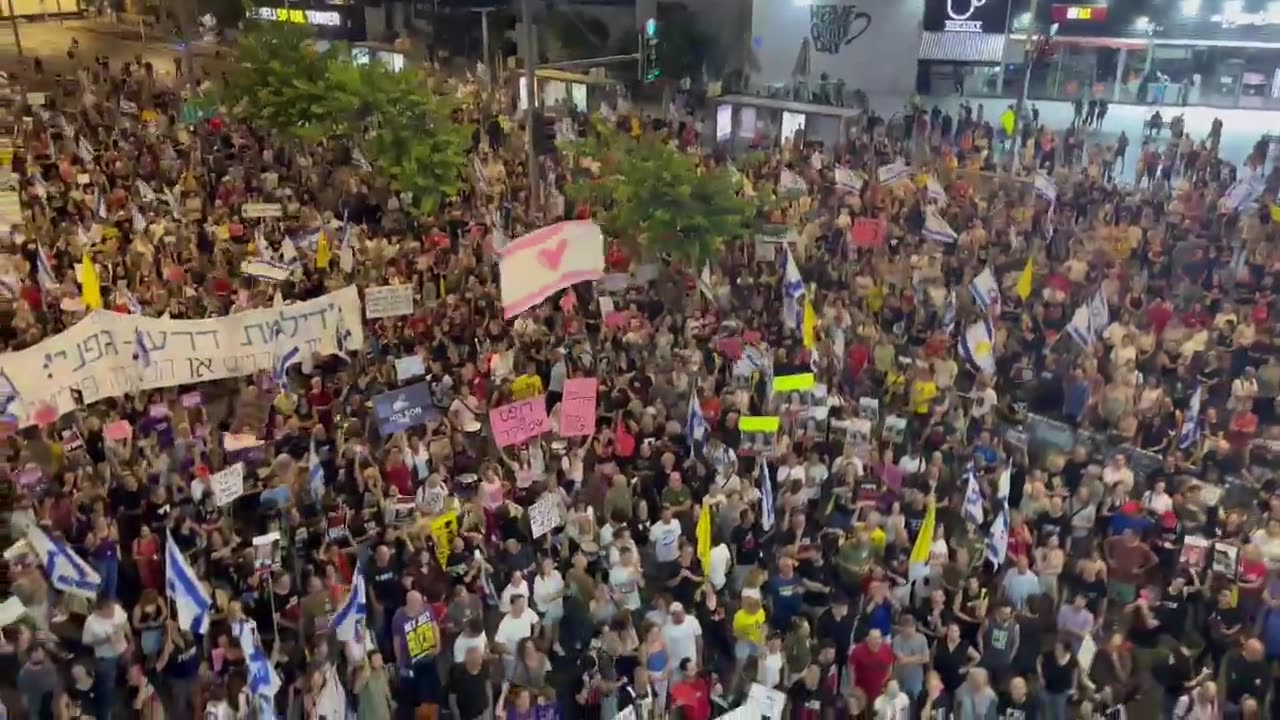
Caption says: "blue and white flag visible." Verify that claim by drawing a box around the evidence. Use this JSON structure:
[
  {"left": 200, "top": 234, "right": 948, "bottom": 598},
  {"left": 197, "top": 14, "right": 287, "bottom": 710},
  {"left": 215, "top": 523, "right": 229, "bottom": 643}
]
[
  {"left": 96, "top": 193, "right": 108, "bottom": 220},
  {"left": 986, "top": 502, "right": 1010, "bottom": 568},
  {"left": 338, "top": 214, "right": 355, "bottom": 274},
  {"left": 296, "top": 228, "right": 323, "bottom": 253},
  {"left": 1066, "top": 303, "right": 1094, "bottom": 348},
  {"left": 166, "top": 533, "right": 212, "bottom": 634},
  {"left": 760, "top": 460, "right": 775, "bottom": 531},
  {"left": 969, "top": 268, "right": 1001, "bottom": 313},
  {"left": 779, "top": 168, "right": 808, "bottom": 195},
  {"left": 352, "top": 147, "right": 373, "bottom": 173},
  {"left": 926, "top": 174, "right": 948, "bottom": 206},
  {"left": 272, "top": 326, "right": 300, "bottom": 391},
  {"left": 27, "top": 525, "right": 101, "bottom": 600},
  {"left": 1087, "top": 288, "right": 1110, "bottom": 337},
  {"left": 685, "top": 391, "right": 709, "bottom": 450},
  {"left": 877, "top": 161, "right": 911, "bottom": 187},
  {"left": 134, "top": 179, "right": 156, "bottom": 202},
  {"left": 1180, "top": 385, "right": 1203, "bottom": 449},
  {"left": 133, "top": 327, "right": 152, "bottom": 371},
  {"left": 331, "top": 564, "right": 368, "bottom": 642},
  {"left": 923, "top": 208, "right": 957, "bottom": 244},
  {"left": 781, "top": 245, "right": 806, "bottom": 331},
  {"left": 123, "top": 289, "right": 143, "bottom": 315},
  {"left": 36, "top": 243, "right": 58, "bottom": 293},
  {"left": 132, "top": 205, "right": 147, "bottom": 234},
  {"left": 0, "top": 369, "right": 20, "bottom": 423},
  {"left": 834, "top": 167, "right": 864, "bottom": 193},
  {"left": 940, "top": 288, "right": 958, "bottom": 335},
  {"left": 308, "top": 435, "right": 326, "bottom": 501},
  {"left": 959, "top": 318, "right": 997, "bottom": 375},
  {"left": 77, "top": 137, "right": 95, "bottom": 165},
  {"left": 996, "top": 463, "right": 1011, "bottom": 503},
  {"left": 1033, "top": 171, "right": 1057, "bottom": 205},
  {"left": 235, "top": 620, "right": 282, "bottom": 715},
  {"left": 1222, "top": 166, "right": 1265, "bottom": 213},
  {"left": 961, "top": 464, "right": 984, "bottom": 526}
]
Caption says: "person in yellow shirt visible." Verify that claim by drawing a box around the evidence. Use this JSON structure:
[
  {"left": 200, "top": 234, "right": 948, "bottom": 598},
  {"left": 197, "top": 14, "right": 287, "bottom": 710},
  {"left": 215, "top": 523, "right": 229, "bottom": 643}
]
[
  {"left": 910, "top": 368, "right": 938, "bottom": 417},
  {"left": 732, "top": 592, "right": 767, "bottom": 662},
  {"left": 509, "top": 366, "right": 544, "bottom": 401}
]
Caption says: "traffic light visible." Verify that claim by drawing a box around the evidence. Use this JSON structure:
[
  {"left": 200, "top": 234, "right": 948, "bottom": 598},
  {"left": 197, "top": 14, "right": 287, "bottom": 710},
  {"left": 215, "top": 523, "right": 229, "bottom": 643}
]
[
  {"left": 642, "top": 17, "right": 660, "bottom": 83},
  {"left": 532, "top": 111, "right": 558, "bottom": 155}
]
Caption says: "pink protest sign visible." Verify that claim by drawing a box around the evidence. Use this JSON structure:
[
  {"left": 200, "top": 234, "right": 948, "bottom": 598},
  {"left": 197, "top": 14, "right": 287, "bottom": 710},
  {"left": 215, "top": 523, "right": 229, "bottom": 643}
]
[
  {"left": 489, "top": 396, "right": 550, "bottom": 448},
  {"left": 604, "top": 311, "right": 630, "bottom": 329},
  {"left": 104, "top": 419, "right": 133, "bottom": 441},
  {"left": 181, "top": 391, "right": 203, "bottom": 408},
  {"left": 559, "top": 378, "right": 598, "bottom": 437}
]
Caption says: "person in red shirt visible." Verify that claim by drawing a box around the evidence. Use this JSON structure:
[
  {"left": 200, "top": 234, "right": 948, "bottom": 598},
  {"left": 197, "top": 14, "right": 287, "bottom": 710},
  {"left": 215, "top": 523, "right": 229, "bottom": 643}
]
[
  {"left": 669, "top": 660, "right": 711, "bottom": 720},
  {"left": 383, "top": 447, "right": 414, "bottom": 497},
  {"left": 1145, "top": 297, "right": 1174, "bottom": 336},
  {"left": 849, "top": 629, "right": 894, "bottom": 706}
]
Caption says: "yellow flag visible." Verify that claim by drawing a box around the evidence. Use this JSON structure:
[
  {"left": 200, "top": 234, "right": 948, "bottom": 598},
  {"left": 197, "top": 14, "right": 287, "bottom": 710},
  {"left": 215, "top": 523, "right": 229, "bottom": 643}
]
[
  {"left": 315, "top": 232, "right": 331, "bottom": 270},
  {"left": 802, "top": 299, "right": 818, "bottom": 349},
  {"left": 696, "top": 502, "right": 712, "bottom": 572},
  {"left": 1016, "top": 257, "right": 1034, "bottom": 301},
  {"left": 908, "top": 495, "right": 936, "bottom": 581},
  {"left": 80, "top": 254, "right": 102, "bottom": 309}
]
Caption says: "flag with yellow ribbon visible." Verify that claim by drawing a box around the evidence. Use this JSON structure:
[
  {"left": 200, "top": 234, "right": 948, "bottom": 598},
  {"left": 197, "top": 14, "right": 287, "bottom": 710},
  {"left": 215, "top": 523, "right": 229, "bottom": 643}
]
[
  {"left": 1016, "top": 257, "right": 1034, "bottom": 301},
  {"left": 80, "top": 254, "right": 102, "bottom": 309},
  {"left": 907, "top": 494, "right": 936, "bottom": 581}
]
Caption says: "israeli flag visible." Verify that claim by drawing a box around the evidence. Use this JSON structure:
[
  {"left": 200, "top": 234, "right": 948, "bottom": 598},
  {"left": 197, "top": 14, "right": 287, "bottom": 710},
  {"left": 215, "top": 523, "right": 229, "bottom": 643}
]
[
  {"left": 123, "top": 289, "right": 143, "bottom": 315},
  {"left": 1066, "top": 303, "right": 1094, "bottom": 347},
  {"left": 135, "top": 179, "right": 156, "bottom": 202},
  {"left": 166, "top": 533, "right": 212, "bottom": 634},
  {"left": 338, "top": 214, "right": 355, "bottom": 274},
  {"left": 986, "top": 502, "right": 1010, "bottom": 568},
  {"left": 77, "top": 137, "right": 95, "bottom": 165},
  {"left": 878, "top": 161, "right": 911, "bottom": 187},
  {"left": 27, "top": 525, "right": 101, "bottom": 600},
  {"left": 36, "top": 243, "right": 58, "bottom": 292},
  {"left": 1087, "top": 288, "right": 1110, "bottom": 338},
  {"left": 697, "top": 264, "right": 715, "bottom": 303},
  {"left": 132, "top": 206, "right": 147, "bottom": 233},
  {"left": 969, "top": 268, "right": 1001, "bottom": 312},
  {"left": 779, "top": 168, "right": 808, "bottom": 196},
  {"left": 296, "top": 228, "right": 323, "bottom": 252},
  {"left": 280, "top": 236, "right": 299, "bottom": 264},
  {"left": 133, "top": 327, "right": 152, "bottom": 369},
  {"left": 96, "top": 193, "right": 108, "bottom": 220},
  {"left": 760, "top": 460, "right": 775, "bottom": 531},
  {"left": 331, "top": 564, "right": 368, "bottom": 642},
  {"left": 235, "top": 620, "right": 282, "bottom": 713},
  {"left": 1033, "top": 171, "right": 1057, "bottom": 205},
  {"left": 309, "top": 435, "right": 326, "bottom": 501},
  {"left": 926, "top": 174, "right": 948, "bottom": 206},
  {"left": 0, "top": 369, "right": 19, "bottom": 423},
  {"left": 959, "top": 318, "right": 997, "bottom": 375},
  {"left": 961, "top": 464, "right": 984, "bottom": 526},
  {"left": 685, "top": 391, "right": 709, "bottom": 451},
  {"left": 1179, "top": 385, "right": 1202, "bottom": 449},
  {"left": 1222, "top": 166, "right": 1265, "bottom": 212},
  {"left": 923, "top": 209, "right": 957, "bottom": 244},
  {"left": 834, "top": 167, "right": 864, "bottom": 193},
  {"left": 352, "top": 147, "right": 373, "bottom": 173},
  {"left": 940, "top": 288, "right": 957, "bottom": 335},
  {"left": 781, "top": 245, "right": 806, "bottom": 331},
  {"left": 272, "top": 326, "right": 300, "bottom": 390},
  {"left": 996, "top": 463, "right": 1011, "bottom": 503}
]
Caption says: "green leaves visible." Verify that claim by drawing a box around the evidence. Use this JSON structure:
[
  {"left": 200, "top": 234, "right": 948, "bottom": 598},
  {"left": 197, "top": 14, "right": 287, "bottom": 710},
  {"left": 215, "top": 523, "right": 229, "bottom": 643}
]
[
  {"left": 563, "top": 128, "right": 753, "bottom": 269},
  {"left": 220, "top": 23, "right": 468, "bottom": 216}
]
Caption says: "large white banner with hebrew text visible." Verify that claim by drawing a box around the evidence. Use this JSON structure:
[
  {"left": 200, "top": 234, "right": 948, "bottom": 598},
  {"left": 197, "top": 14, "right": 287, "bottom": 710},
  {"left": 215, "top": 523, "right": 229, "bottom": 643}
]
[{"left": 0, "top": 286, "right": 363, "bottom": 426}]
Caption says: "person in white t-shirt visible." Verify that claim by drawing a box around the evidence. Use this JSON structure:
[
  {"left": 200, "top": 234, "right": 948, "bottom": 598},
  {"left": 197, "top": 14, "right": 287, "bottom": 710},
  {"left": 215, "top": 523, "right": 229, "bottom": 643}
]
[
  {"left": 499, "top": 572, "right": 530, "bottom": 614},
  {"left": 662, "top": 603, "right": 704, "bottom": 670},
  {"left": 82, "top": 598, "right": 130, "bottom": 718},
  {"left": 533, "top": 556, "right": 566, "bottom": 654},
  {"left": 494, "top": 595, "right": 539, "bottom": 680},
  {"left": 758, "top": 633, "right": 785, "bottom": 689},
  {"left": 874, "top": 680, "right": 911, "bottom": 720},
  {"left": 651, "top": 506, "right": 683, "bottom": 567},
  {"left": 609, "top": 546, "right": 644, "bottom": 611},
  {"left": 707, "top": 541, "right": 731, "bottom": 592},
  {"left": 453, "top": 616, "right": 489, "bottom": 663}
]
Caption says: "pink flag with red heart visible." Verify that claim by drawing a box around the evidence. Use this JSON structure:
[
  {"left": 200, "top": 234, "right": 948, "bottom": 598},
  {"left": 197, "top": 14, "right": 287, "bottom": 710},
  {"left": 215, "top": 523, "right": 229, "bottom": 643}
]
[{"left": 498, "top": 221, "right": 604, "bottom": 319}]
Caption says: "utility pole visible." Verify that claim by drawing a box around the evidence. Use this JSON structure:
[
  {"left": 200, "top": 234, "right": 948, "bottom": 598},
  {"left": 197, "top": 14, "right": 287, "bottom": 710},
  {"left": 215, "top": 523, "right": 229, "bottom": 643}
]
[
  {"left": 470, "top": 7, "right": 496, "bottom": 85},
  {"left": 6, "top": 0, "right": 22, "bottom": 58},
  {"left": 521, "top": 0, "right": 539, "bottom": 215},
  {"left": 1007, "top": 0, "right": 1040, "bottom": 176}
]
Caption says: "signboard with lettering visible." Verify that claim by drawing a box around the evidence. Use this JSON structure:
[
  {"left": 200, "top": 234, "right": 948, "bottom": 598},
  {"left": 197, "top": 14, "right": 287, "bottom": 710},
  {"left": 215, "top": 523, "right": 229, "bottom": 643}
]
[
  {"left": 372, "top": 381, "right": 440, "bottom": 435},
  {"left": 403, "top": 607, "right": 440, "bottom": 659},
  {"left": 923, "top": 0, "right": 1013, "bottom": 33}
]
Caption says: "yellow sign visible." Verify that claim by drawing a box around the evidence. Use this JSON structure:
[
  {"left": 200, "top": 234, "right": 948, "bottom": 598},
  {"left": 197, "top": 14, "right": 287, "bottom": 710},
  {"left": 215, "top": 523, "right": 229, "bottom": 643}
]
[
  {"left": 772, "top": 373, "right": 815, "bottom": 393},
  {"left": 739, "top": 416, "right": 780, "bottom": 434},
  {"left": 1270, "top": 205, "right": 1280, "bottom": 224},
  {"left": 403, "top": 608, "right": 440, "bottom": 658},
  {"left": 430, "top": 511, "right": 458, "bottom": 568}
]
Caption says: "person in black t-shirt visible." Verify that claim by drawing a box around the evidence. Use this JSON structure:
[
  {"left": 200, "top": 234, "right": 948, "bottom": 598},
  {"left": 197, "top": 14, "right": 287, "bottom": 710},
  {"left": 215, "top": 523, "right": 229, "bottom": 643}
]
[
  {"left": 787, "top": 665, "right": 826, "bottom": 720},
  {"left": 918, "top": 671, "right": 953, "bottom": 720},
  {"left": 1153, "top": 643, "right": 1212, "bottom": 720},
  {"left": 1223, "top": 639, "right": 1269, "bottom": 712},
  {"left": 730, "top": 508, "right": 764, "bottom": 591},
  {"left": 998, "top": 676, "right": 1039, "bottom": 720},
  {"left": 448, "top": 646, "right": 494, "bottom": 720},
  {"left": 1206, "top": 588, "right": 1243, "bottom": 669},
  {"left": 1037, "top": 640, "right": 1077, "bottom": 720}
]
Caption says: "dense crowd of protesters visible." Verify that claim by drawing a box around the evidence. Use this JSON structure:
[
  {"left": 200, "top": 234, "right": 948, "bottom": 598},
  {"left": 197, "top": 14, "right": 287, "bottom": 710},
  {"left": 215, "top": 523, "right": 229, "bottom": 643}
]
[{"left": 0, "top": 36, "right": 1279, "bottom": 720}]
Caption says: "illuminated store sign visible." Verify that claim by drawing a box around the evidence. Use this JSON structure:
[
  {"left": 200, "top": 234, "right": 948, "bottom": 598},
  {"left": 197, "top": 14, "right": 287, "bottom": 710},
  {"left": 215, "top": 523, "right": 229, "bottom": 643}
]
[{"left": 251, "top": 7, "right": 342, "bottom": 27}]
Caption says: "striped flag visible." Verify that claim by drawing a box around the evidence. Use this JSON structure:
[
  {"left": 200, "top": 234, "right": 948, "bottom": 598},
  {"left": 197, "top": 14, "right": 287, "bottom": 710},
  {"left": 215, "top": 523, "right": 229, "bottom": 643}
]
[
  {"left": 1033, "top": 171, "right": 1057, "bottom": 205},
  {"left": 969, "top": 268, "right": 1001, "bottom": 313},
  {"left": 961, "top": 464, "right": 984, "bottom": 526},
  {"left": 35, "top": 243, "right": 58, "bottom": 292},
  {"left": 923, "top": 208, "right": 957, "bottom": 244},
  {"left": 959, "top": 319, "right": 997, "bottom": 374},
  {"left": 781, "top": 245, "right": 806, "bottom": 331},
  {"left": 834, "top": 167, "right": 864, "bottom": 193},
  {"left": 685, "top": 391, "right": 709, "bottom": 451},
  {"left": 134, "top": 327, "right": 152, "bottom": 369},
  {"left": 1066, "top": 303, "right": 1094, "bottom": 347},
  {"left": 1180, "top": 385, "right": 1202, "bottom": 449},
  {"left": 77, "top": 137, "right": 95, "bottom": 165},
  {"left": 309, "top": 435, "right": 326, "bottom": 501},
  {"left": 331, "top": 563, "right": 368, "bottom": 642},
  {"left": 352, "top": 147, "right": 373, "bottom": 173},
  {"left": 940, "top": 288, "right": 957, "bottom": 335},
  {"left": 986, "top": 502, "right": 1010, "bottom": 568},
  {"left": 878, "top": 161, "right": 911, "bottom": 187},
  {"left": 166, "top": 532, "right": 212, "bottom": 634},
  {"left": 760, "top": 460, "right": 775, "bottom": 531},
  {"left": 925, "top": 174, "right": 948, "bottom": 206}
]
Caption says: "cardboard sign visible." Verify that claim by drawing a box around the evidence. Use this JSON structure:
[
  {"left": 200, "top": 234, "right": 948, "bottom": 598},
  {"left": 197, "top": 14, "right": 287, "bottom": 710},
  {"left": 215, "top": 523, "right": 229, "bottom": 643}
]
[
  {"left": 180, "top": 391, "right": 203, "bottom": 408},
  {"left": 103, "top": 419, "right": 133, "bottom": 441},
  {"left": 210, "top": 462, "right": 246, "bottom": 507},
  {"left": 559, "top": 378, "right": 598, "bottom": 437},
  {"left": 61, "top": 429, "right": 85, "bottom": 454},
  {"left": 395, "top": 355, "right": 426, "bottom": 382},
  {"left": 240, "top": 203, "right": 284, "bottom": 219},
  {"left": 489, "top": 396, "right": 550, "bottom": 447},
  {"left": 149, "top": 403, "right": 170, "bottom": 419},
  {"left": 851, "top": 217, "right": 886, "bottom": 249},
  {"left": 529, "top": 493, "right": 564, "bottom": 538},
  {"left": 364, "top": 284, "right": 415, "bottom": 319}
]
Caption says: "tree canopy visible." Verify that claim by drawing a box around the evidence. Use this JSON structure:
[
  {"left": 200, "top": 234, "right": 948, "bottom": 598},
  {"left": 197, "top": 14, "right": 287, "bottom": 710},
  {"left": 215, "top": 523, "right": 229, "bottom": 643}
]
[
  {"left": 564, "top": 126, "right": 754, "bottom": 269},
  {"left": 220, "top": 23, "right": 470, "bottom": 216}
]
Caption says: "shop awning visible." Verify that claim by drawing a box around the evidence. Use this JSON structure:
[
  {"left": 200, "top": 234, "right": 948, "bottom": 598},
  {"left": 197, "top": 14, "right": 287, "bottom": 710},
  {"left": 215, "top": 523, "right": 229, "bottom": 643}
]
[{"left": 919, "top": 32, "right": 1008, "bottom": 63}]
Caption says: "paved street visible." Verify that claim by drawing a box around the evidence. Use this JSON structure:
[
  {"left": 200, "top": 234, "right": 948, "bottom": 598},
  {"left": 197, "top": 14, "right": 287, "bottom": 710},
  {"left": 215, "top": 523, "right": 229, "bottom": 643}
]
[{"left": 0, "top": 17, "right": 215, "bottom": 82}]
